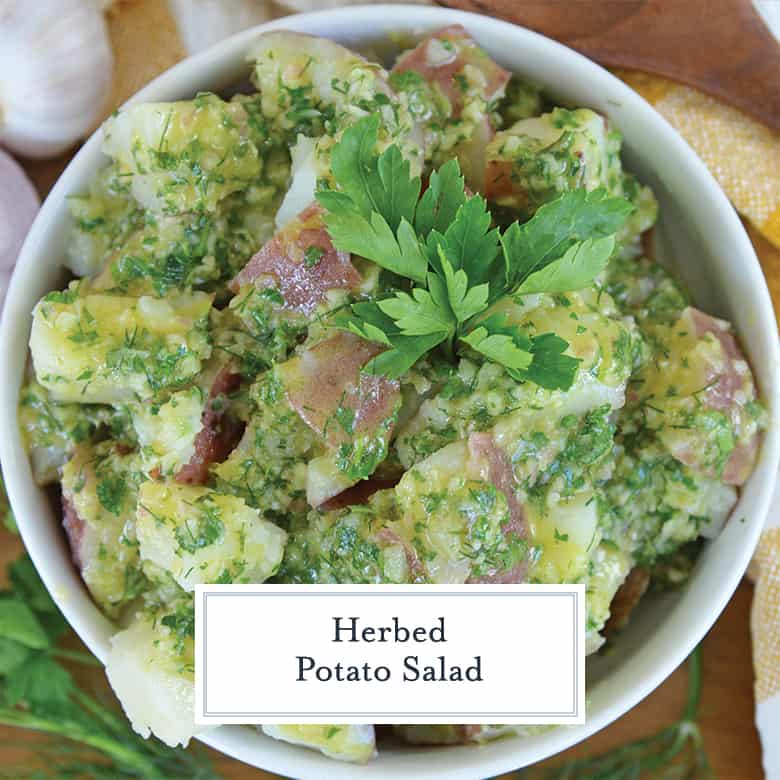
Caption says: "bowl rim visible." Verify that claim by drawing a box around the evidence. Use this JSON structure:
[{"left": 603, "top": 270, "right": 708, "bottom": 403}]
[{"left": 1, "top": 4, "right": 778, "bottom": 778}]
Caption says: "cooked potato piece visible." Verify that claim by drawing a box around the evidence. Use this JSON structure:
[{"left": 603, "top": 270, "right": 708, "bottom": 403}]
[
  {"left": 102, "top": 93, "right": 262, "bottom": 215},
  {"left": 215, "top": 370, "right": 319, "bottom": 517},
  {"left": 276, "top": 332, "right": 401, "bottom": 506},
  {"left": 249, "top": 31, "right": 415, "bottom": 147},
  {"left": 634, "top": 306, "right": 761, "bottom": 486},
  {"left": 529, "top": 491, "right": 600, "bottom": 583},
  {"left": 606, "top": 431, "right": 739, "bottom": 560},
  {"left": 105, "top": 604, "right": 198, "bottom": 748},
  {"left": 61, "top": 443, "right": 145, "bottom": 617},
  {"left": 133, "top": 387, "right": 205, "bottom": 477},
  {"left": 280, "top": 490, "right": 408, "bottom": 584},
  {"left": 486, "top": 108, "right": 617, "bottom": 209},
  {"left": 391, "top": 24, "right": 510, "bottom": 189},
  {"left": 605, "top": 566, "right": 651, "bottom": 634},
  {"left": 248, "top": 30, "right": 423, "bottom": 205},
  {"left": 19, "top": 379, "right": 103, "bottom": 485},
  {"left": 66, "top": 163, "right": 140, "bottom": 278},
  {"left": 261, "top": 725, "right": 376, "bottom": 763},
  {"left": 88, "top": 190, "right": 282, "bottom": 297},
  {"left": 30, "top": 288, "right": 212, "bottom": 403},
  {"left": 486, "top": 107, "right": 657, "bottom": 242},
  {"left": 136, "top": 481, "right": 286, "bottom": 590}
]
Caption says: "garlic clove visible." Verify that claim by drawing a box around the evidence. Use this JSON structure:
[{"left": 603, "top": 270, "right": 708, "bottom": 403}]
[
  {"left": 0, "top": 148, "right": 39, "bottom": 310},
  {"left": 0, "top": 0, "right": 113, "bottom": 159}
]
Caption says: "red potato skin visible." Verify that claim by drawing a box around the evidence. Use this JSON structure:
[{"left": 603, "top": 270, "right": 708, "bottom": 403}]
[
  {"left": 282, "top": 331, "right": 401, "bottom": 448},
  {"left": 394, "top": 25, "right": 510, "bottom": 192},
  {"left": 605, "top": 567, "right": 651, "bottom": 635},
  {"left": 229, "top": 204, "right": 362, "bottom": 314},
  {"left": 320, "top": 478, "right": 399, "bottom": 511},
  {"left": 484, "top": 158, "right": 517, "bottom": 203},
  {"left": 62, "top": 495, "right": 85, "bottom": 570},
  {"left": 722, "top": 435, "right": 760, "bottom": 487},
  {"left": 685, "top": 307, "right": 760, "bottom": 487},
  {"left": 393, "top": 24, "right": 511, "bottom": 117},
  {"left": 175, "top": 368, "right": 244, "bottom": 485},
  {"left": 466, "top": 432, "right": 528, "bottom": 584}
]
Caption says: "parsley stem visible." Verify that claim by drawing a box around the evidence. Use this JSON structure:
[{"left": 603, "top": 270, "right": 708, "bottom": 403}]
[
  {"left": 0, "top": 709, "right": 166, "bottom": 778},
  {"left": 50, "top": 647, "right": 103, "bottom": 667},
  {"left": 443, "top": 331, "right": 456, "bottom": 363},
  {"left": 69, "top": 687, "right": 134, "bottom": 737}
]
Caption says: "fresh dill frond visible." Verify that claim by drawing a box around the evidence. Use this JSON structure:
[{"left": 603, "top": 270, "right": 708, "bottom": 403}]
[{"left": 544, "top": 645, "right": 711, "bottom": 780}]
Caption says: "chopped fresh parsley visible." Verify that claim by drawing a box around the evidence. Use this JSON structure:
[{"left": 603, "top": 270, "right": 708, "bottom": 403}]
[
  {"left": 161, "top": 603, "right": 195, "bottom": 654},
  {"left": 304, "top": 245, "right": 325, "bottom": 268},
  {"left": 96, "top": 475, "right": 127, "bottom": 516},
  {"left": 174, "top": 502, "right": 224, "bottom": 554}
]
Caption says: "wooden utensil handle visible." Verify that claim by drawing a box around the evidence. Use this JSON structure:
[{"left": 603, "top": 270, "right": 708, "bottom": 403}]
[{"left": 439, "top": 0, "right": 780, "bottom": 131}]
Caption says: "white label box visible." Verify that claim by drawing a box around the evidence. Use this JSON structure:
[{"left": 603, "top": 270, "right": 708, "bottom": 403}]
[{"left": 195, "top": 584, "right": 585, "bottom": 726}]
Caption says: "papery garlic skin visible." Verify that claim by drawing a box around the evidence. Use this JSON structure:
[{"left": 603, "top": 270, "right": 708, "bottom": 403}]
[
  {"left": 0, "top": 149, "right": 39, "bottom": 310},
  {"left": 0, "top": 0, "right": 113, "bottom": 158}
]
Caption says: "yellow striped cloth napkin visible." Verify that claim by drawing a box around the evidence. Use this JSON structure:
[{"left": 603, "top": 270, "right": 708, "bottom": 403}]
[{"left": 612, "top": 65, "right": 780, "bottom": 778}]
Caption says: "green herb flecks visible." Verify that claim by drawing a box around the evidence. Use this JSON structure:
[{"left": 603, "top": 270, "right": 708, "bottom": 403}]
[
  {"left": 316, "top": 115, "right": 633, "bottom": 389},
  {"left": 174, "top": 501, "right": 224, "bottom": 554},
  {"left": 96, "top": 476, "right": 127, "bottom": 517}
]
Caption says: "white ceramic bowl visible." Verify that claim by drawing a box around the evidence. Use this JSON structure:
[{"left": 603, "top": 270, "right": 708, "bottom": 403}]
[{"left": 1, "top": 5, "right": 778, "bottom": 779}]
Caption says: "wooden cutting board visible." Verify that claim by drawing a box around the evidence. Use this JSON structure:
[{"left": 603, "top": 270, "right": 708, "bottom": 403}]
[{"left": 438, "top": 0, "right": 780, "bottom": 131}]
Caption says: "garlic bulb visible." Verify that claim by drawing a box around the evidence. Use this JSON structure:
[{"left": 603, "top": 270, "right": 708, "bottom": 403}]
[
  {"left": 0, "top": 0, "right": 113, "bottom": 158},
  {"left": 166, "top": 1, "right": 434, "bottom": 58},
  {"left": 0, "top": 149, "right": 39, "bottom": 310},
  {"left": 167, "top": 0, "right": 284, "bottom": 55},
  {"left": 278, "top": 0, "right": 433, "bottom": 8}
]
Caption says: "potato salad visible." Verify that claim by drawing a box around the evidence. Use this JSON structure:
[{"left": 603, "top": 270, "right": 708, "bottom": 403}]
[{"left": 20, "top": 26, "right": 764, "bottom": 763}]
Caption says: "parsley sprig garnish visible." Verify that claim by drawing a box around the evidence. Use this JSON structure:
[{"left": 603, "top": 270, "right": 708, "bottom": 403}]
[{"left": 315, "top": 115, "right": 633, "bottom": 390}]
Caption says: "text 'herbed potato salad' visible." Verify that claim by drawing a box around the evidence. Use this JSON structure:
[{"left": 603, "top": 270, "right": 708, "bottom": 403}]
[{"left": 20, "top": 26, "right": 764, "bottom": 762}]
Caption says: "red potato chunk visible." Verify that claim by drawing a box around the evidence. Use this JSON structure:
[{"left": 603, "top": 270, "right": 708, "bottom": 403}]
[
  {"left": 175, "top": 367, "right": 244, "bottom": 485},
  {"left": 637, "top": 306, "right": 762, "bottom": 487},
  {"left": 277, "top": 332, "right": 401, "bottom": 506},
  {"left": 392, "top": 25, "right": 510, "bottom": 190},
  {"left": 230, "top": 203, "right": 362, "bottom": 315},
  {"left": 466, "top": 431, "right": 528, "bottom": 584},
  {"left": 60, "top": 444, "right": 141, "bottom": 617},
  {"left": 62, "top": 495, "right": 86, "bottom": 571},
  {"left": 393, "top": 25, "right": 510, "bottom": 117},
  {"left": 278, "top": 332, "right": 401, "bottom": 449},
  {"left": 686, "top": 307, "right": 761, "bottom": 486}
]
